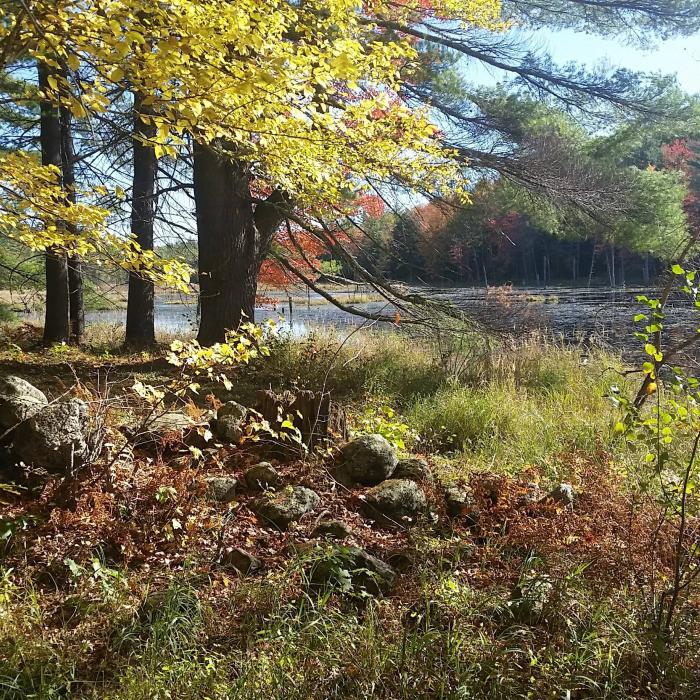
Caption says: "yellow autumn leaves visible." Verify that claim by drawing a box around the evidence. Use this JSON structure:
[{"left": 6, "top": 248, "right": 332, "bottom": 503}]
[
  {"left": 0, "top": 152, "right": 192, "bottom": 291},
  {"left": 1, "top": 0, "right": 502, "bottom": 285}
]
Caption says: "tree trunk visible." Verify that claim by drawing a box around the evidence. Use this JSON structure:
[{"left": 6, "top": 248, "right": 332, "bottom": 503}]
[
  {"left": 587, "top": 245, "right": 597, "bottom": 287},
  {"left": 643, "top": 253, "right": 650, "bottom": 285},
  {"left": 125, "top": 92, "right": 157, "bottom": 347},
  {"left": 255, "top": 389, "right": 347, "bottom": 450},
  {"left": 610, "top": 245, "right": 616, "bottom": 287},
  {"left": 58, "top": 93, "right": 84, "bottom": 343},
  {"left": 38, "top": 62, "right": 70, "bottom": 345},
  {"left": 193, "top": 142, "right": 258, "bottom": 345},
  {"left": 619, "top": 248, "right": 626, "bottom": 287},
  {"left": 67, "top": 257, "right": 84, "bottom": 340},
  {"left": 193, "top": 142, "right": 288, "bottom": 345}
]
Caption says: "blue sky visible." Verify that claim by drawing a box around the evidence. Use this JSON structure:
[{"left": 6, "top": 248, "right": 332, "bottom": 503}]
[
  {"left": 462, "top": 29, "right": 700, "bottom": 95},
  {"left": 534, "top": 29, "right": 700, "bottom": 94}
]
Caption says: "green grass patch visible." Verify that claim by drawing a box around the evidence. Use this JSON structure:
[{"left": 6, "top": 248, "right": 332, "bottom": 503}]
[
  {"left": 0, "top": 303, "right": 15, "bottom": 323},
  {"left": 406, "top": 343, "right": 620, "bottom": 473}
]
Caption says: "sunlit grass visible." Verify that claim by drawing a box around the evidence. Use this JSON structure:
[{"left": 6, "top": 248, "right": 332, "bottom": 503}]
[
  {"left": 0, "top": 555, "right": 684, "bottom": 700},
  {"left": 260, "top": 329, "right": 624, "bottom": 475}
]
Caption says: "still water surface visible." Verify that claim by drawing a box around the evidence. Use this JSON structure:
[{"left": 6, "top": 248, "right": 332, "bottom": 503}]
[{"left": 34, "top": 285, "right": 695, "bottom": 357}]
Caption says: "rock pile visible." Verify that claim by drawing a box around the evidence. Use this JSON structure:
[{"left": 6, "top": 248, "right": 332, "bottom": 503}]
[
  {"left": 213, "top": 434, "right": 437, "bottom": 596},
  {"left": 0, "top": 375, "right": 88, "bottom": 473},
  {"left": 335, "top": 434, "right": 430, "bottom": 527}
]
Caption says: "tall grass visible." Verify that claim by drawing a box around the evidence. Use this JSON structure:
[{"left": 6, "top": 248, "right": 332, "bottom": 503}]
[
  {"left": 407, "top": 342, "right": 619, "bottom": 473},
  {"left": 258, "top": 329, "right": 446, "bottom": 402},
  {"left": 1, "top": 559, "right": 693, "bottom": 700},
  {"left": 259, "top": 329, "right": 622, "bottom": 474}
]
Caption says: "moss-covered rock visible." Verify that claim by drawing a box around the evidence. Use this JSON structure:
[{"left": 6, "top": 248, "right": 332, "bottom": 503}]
[
  {"left": 252, "top": 486, "right": 320, "bottom": 529},
  {"left": 309, "top": 545, "right": 396, "bottom": 596},
  {"left": 362, "top": 479, "right": 427, "bottom": 527},
  {"left": 205, "top": 476, "right": 238, "bottom": 502},
  {"left": 244, "top": 462, "right": 282, "bottom": 491},
  {"left": 13, "top": 399, "right": 88, "bottom": 473},
  {"left": 336, "top": 434, "right": 397, "bottom": 486},
  {"left": 0, "top": 375, "right": 47, "bottom": 431},
  {"left": 393, "top": 457, "right": 430, "bottom": 482},
  {"left": 214, "top": 401, "right": 248, "bottom": 442}
]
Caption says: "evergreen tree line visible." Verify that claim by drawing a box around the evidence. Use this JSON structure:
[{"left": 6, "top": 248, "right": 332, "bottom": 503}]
[
  {"left": 358, "top": 209, "right": 665, "bottom": 287},
  {"left": 353, "top": 124, "right": 700, "bottom": 288}
]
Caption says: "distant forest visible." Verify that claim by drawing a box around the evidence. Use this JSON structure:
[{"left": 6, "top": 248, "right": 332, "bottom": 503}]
[
  {"left": 355, "top": 211, "right": 662, "bottom": 288},
  {"left": 349, "top": 131, "right": 700, "bottom": 288}
]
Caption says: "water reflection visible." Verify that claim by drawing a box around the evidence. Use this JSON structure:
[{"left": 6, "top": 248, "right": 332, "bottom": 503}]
[{"left": 22, "top": 285, "right": 698, "bottom": 357}]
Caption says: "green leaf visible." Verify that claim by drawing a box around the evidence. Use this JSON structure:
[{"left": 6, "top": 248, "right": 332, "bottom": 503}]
[
  {"left": 672, "top": 264, "right": 685, "bottom": 275},
  {"left": 64, "top": 558, "right": 83, "bottom": 578}
]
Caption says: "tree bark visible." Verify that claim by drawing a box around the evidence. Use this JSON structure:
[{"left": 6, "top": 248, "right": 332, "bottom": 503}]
[
  {"left": 606, "top": 245, "right": 616, "bottom": 287},
  {"left": 643, "top": 253, "right": 650, "bottom": 285},
  {"left": 67, "top": 257, "right": 84, "bottom": 340},
  {"left": 58, "top": 92, "right": 84, "bottom": 343},
  {"left": 619, "top": 247, "right": 626, "bottom": 287},
  {"left": 255, "top": 389, "right": 347, "bottom": 449},
  {"left": 587, "top": 245, "right": 597, "bottom": 287},
  {"left": 193, "top": 141, "right": 287, "bottom": 345},
  {"left": 38, "top": 62, "right": 70, "bottom": 345},
  {"left": 125, "top": 92, "right": 157, "bottom": 347}
]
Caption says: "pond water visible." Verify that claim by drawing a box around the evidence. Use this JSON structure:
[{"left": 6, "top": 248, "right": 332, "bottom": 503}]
[
  {"left": 23, "top": 285, "right": 699, "bottom": 357},
  {"left": 417, "top": 286, "right": 697, "bottom": 351}
]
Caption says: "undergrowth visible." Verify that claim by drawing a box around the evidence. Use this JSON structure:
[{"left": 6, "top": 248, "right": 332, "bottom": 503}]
[
  {"left": 258, "top": 329, "right": 623, "bottom": 475},
  {"left": 2, "top": 324, "right": 696, "bottom": 699},
  {"left": 1, "top": 549, "right": 697, "bottom": 699}
]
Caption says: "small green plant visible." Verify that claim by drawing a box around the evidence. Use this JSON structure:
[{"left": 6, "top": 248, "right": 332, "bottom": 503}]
[
  {"left": 48, "top": 341, "right": 71, "bottom": 358},
  {"left": 613, "top": 262, "right": 700, "bottom": 639},
  {"left": 350, "top": 403, "right": 418, "bottom": 450},
  {"left": 0, "top": 514, "right": 35, "bottom": 548},
  {"left": 0, "top": 302, "right": 15, "bottom": 322},
  {"left": 63, "top": 556, "right": 127, "bottom": 597},
  {"left": 5, "top": 341, "right": 24, "bottom": 361},
  {"left": 155, "top": 485, "right": 178, "bottom": 503}
]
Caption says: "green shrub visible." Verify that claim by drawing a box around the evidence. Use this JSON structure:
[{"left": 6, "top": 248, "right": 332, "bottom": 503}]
[{"left": 0, "top": 303, "right": 15, "bottom": 323}]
